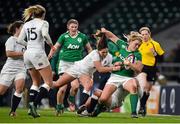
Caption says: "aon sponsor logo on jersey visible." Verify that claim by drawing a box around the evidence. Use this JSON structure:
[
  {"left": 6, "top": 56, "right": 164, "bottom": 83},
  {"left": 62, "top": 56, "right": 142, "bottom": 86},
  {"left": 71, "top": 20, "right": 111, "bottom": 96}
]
[{"left": 67, "top": 44, "right": 80, "bottom": 49}]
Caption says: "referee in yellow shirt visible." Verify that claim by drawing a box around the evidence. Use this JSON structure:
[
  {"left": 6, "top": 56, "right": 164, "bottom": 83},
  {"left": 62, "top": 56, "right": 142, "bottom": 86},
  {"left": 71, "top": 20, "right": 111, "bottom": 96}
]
[{"left": 137, "top": 27, "right": 165, "bottom": 117}]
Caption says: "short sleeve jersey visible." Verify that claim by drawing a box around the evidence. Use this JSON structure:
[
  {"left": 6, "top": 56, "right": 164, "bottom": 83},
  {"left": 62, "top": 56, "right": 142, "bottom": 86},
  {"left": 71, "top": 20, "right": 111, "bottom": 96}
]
[
  {"left": 138, "top": 38, "right": 164, "bottom": 66},
  {"left": 57, "top": 31, "right": 89, "bottom": 62},
  {"left": 112, "top": 39, "right": 142, "bottom": 77},
  {"left": 22, "top": 18, "right": 49, "bottom": 51},
  {"left": 1, "top": 36, "right": 26, "bottom": 74},
  {"left": 76, "top": 50, "right": 113, "bottom": 74}
]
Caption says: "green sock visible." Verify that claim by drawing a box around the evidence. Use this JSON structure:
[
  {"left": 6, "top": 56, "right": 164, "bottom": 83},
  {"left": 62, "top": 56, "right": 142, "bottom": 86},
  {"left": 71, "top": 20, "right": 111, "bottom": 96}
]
[
  {"left": 56, "top": 104, "right": 64, "bottom": 110},
  {"left": 68, "top": 95, "right": 75, "bottom": 103},
  {"left": 130, "top": 93, "right": 138, "bottom": 113}
]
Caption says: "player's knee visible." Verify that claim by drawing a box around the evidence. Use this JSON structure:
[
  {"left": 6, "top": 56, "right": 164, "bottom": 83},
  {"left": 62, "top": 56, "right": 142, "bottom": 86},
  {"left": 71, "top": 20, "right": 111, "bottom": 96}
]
[
  {"left": 58, "top": 88, "right": 66, "bottom": 95},
  {"left": 93, "top": 89, "right": 102, "bottom": 97},
  {"left": 99, "top": 96, "right": 108, "bottom": 103}
]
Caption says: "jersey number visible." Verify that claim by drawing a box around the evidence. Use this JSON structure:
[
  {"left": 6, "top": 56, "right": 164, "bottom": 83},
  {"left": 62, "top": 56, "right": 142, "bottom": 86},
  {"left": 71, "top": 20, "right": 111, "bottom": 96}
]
[{"left": 27, "top": 28, "right": 37, "bottom": 40}]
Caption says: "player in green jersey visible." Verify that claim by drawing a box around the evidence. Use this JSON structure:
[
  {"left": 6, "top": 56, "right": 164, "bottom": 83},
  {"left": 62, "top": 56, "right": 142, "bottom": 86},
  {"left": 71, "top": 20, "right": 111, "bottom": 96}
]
[
  {"left": 92, "top": 28, "right": 143, "bottom": 118},
  {"left": 48, "top": 19, "right": 92, "bottom": 115}
]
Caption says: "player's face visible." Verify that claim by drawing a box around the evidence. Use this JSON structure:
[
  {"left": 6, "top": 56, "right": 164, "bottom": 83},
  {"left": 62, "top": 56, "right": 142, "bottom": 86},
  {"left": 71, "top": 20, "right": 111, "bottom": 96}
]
[
  {"left": 68, "top": 23, "right": 78, "bottom": 34},
  {"left": 141, "top": 30, "right": 150, "bottom": 42},
  {"left": 99, "top": 48, "right": 108, "bottom": 59},
  {"left": 129, "top": 40, "right": 141, "bottom": 51}
]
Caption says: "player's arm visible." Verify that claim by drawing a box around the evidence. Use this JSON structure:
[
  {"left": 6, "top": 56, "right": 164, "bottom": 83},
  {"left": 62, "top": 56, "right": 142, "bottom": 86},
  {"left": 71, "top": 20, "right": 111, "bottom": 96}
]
[
  {"left": 123, "top": 59, "right": 143, "bottom": 73},
  {"left": 48, "top": 42, "right": 61, "bottom": 59},
  {"left": 85, "top": 42, "right": 93, "bottom": 53},
  {"left": 100, "top": 28, "right": 120, "bottom": 43},
  {"left": 6, "top": 51, "right": 23, "bottom": 58},
  {"left": 41, "top": 21, "right": 53, "bottom": 47},
  {"left": 17, "top": 27, "right": 27, "bottom": 46},
  {"left": 94, "top": 61, "right": 121, "bottom": 73}
]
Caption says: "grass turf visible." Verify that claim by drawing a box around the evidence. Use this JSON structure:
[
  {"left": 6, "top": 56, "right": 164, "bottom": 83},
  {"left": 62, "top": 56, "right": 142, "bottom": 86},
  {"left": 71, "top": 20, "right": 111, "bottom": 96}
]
[{"left": 0, "top": 107, "right": 180, "bottom": 123}]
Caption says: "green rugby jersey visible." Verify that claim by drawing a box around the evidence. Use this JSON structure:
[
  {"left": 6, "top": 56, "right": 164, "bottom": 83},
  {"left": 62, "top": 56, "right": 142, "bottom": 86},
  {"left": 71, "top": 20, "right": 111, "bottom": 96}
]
[
  {"left": 112, "top": 39, "right": 142, "bottom": 77},
  {"left": 57, "top": 31, "right": 89, "bottom": 62},
  {"left": 107, "top": 40, "right": 119, "bottom": 56}
]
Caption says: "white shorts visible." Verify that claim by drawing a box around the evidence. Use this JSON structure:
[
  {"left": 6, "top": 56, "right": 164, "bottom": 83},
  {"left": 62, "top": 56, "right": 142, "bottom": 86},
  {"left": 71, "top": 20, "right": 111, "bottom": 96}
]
[
  {"left": 110, "top": 85, "right": 129, "bottom": 109},
  {"left": 58, "top": 60, "right": 75, "bottom": 74},
  {"left": 24, "top": 50, "right": 50, "bottom": 70},
  {"left": 0, "top": 72, "right": 26, "bottom": 87},
  {"left": 106, "top": 73, "right": 133, "bottom": 88},
  {"left": 66, "top": 62, "right": 94, "bottom": 78}
]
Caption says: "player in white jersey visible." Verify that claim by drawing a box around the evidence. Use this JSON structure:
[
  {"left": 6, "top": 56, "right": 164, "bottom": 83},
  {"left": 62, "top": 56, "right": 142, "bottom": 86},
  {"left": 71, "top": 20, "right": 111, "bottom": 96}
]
[
  {"left": 17, "top": 5, "right": 54, "bottom": 118},
  {"left": 0, "top": 21, "right": 25, "bottom": 117},
  {"left": 52, "top": 35, "right": 121, "bottom": 115}
]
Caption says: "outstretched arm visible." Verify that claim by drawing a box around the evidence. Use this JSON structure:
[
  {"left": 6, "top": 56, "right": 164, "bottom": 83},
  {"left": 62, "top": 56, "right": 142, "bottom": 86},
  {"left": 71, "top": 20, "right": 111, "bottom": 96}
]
[{"left": 101, "top": 28, "right": 120, "bottom": 43}]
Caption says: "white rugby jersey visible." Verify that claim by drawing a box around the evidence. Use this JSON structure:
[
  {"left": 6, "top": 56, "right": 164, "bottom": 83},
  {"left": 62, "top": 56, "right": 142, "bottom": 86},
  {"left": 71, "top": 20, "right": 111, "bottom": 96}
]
[
  {"left": 75, "top": 50, "right": 113, "bottom": 75},
  {"left": 1, "top": 36, "right": 26, "bottom": 74},
  {"left": 19, "top": 18, "right": 49, "bottom": 51}
]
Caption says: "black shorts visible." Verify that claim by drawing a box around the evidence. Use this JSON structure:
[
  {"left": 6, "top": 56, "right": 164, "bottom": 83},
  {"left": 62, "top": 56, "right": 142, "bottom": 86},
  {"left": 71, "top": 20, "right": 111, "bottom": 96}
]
[
  {"left": 93, "top": 71, "right": 111, "bottom": 90},
  {"left": 142, "top": 65, "right": 157, "bottom": 84}
]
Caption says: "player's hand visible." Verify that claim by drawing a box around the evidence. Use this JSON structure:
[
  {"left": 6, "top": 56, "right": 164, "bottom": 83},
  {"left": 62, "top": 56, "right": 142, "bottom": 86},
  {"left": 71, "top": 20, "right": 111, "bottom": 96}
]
[
  {"left": 112, "top": 65, "right": 121, "bottom": 71},
  {"left": 123, "top": 59, "right": 130, "bottom": 66},
  {"left": 114, "top": 61, "right": 123, "bottom": 66},
  {"left": 150, "top": 48, "right": 157, "bottom": 56}
]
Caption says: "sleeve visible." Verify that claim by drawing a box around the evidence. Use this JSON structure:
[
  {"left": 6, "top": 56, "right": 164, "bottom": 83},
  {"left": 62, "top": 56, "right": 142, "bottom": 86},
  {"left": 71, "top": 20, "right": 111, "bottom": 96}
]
[
  {"left": 57, "top": 34, "right": 64, "bottom": 45},
  {"left": 107, "top": 41, "right": 119, "bottom": 55},
  {"left": 17, "top": 26, "right": 27, "bottom": 46},
  {"left": 107, "top": 53, "right": 113, "bottom": 66},
  {"left": 135, "top": 52, "right": 142, "bottom": 61},
  {"left": 41, "top": 21, "right": 53, "bottom": 45},
  {"left": 155, "top": 42, "right": 165, "bottom": 56},
  {"left": 5, "top": 38, "right": 15, "bottom": 51},
  {"left": 91, "top": 50, "right": 101, "bottom": 62},
  {"left": 116, "top": 39, "right": 126, "bottom": 49}
]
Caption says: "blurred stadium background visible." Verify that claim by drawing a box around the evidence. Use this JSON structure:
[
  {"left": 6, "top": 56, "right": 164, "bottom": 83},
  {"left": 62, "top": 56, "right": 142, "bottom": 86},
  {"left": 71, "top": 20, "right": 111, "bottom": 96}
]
[{"left": 0, "top": 0, "right": 180, "bottom": 116}]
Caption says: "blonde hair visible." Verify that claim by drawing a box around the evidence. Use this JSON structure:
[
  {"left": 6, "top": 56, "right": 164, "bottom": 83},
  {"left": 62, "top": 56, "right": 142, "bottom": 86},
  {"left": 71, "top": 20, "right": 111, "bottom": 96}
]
[
  {"left": 139, "top": 27, "right": 151, "bottom": 34},
  {"left": 124, "top": 31, "right": 143, "bottom": 43},
  {"left": 23, "top": 5, "right": 46, "bottom": 22}
]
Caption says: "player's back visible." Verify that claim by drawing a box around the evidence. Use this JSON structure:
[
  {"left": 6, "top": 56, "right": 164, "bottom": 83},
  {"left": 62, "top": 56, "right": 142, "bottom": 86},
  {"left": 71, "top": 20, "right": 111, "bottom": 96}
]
[{"left": 23, "top": 18, "right": 46, "bottom": 51}]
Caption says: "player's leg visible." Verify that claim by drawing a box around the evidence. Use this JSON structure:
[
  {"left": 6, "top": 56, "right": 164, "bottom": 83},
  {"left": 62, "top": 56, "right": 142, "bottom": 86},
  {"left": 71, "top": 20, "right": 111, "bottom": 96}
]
[
  {"left": 28, "top": 68, "right": 42, "bottom": 118},
  {"left": 56, "top": 85, "right": 67, "bottom": 116},
  {"left": 77, "top": 75, "right": 93, "bottom": 114},
  {"left": 0, "top": 84, "right": 8, "bottom": 95},
  {"left": 28, "top": 69, "right": 41, "bottom": 108},
  {"left": 0, "top": 73, "right": 13, "bottom": 95},
  {"left": 68, "top": 79, "right": 79, "bottom": 112},
  {"left": 34, "top": 65, "right": 53, "bottom": 108},
  {"left": 123, "top": 78, "right": 139, "bottom": 118},
  {"left": 93, "top": 84, "right": 117, "bottom": 117},
  {"left": 9, "top": 74, "right": 25, "bottom": 117},
  {"left": 86, "top": 89, "right": 102, "bottom": 114}
]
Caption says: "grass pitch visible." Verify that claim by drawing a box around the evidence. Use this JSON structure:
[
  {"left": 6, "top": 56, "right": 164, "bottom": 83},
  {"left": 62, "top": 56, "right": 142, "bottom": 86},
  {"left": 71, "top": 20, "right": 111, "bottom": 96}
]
[{"left": 0, "top": 107, "right": 180, "bottom": 123}]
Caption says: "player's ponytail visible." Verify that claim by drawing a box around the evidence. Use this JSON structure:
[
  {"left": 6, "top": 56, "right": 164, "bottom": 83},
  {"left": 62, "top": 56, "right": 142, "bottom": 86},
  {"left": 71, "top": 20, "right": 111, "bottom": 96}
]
[
  {"left": 23, "top": 5, "right": 46, "bottom": 22},
  {"left": 97, "top": 33, "right": 108, "bottom": 50}
]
